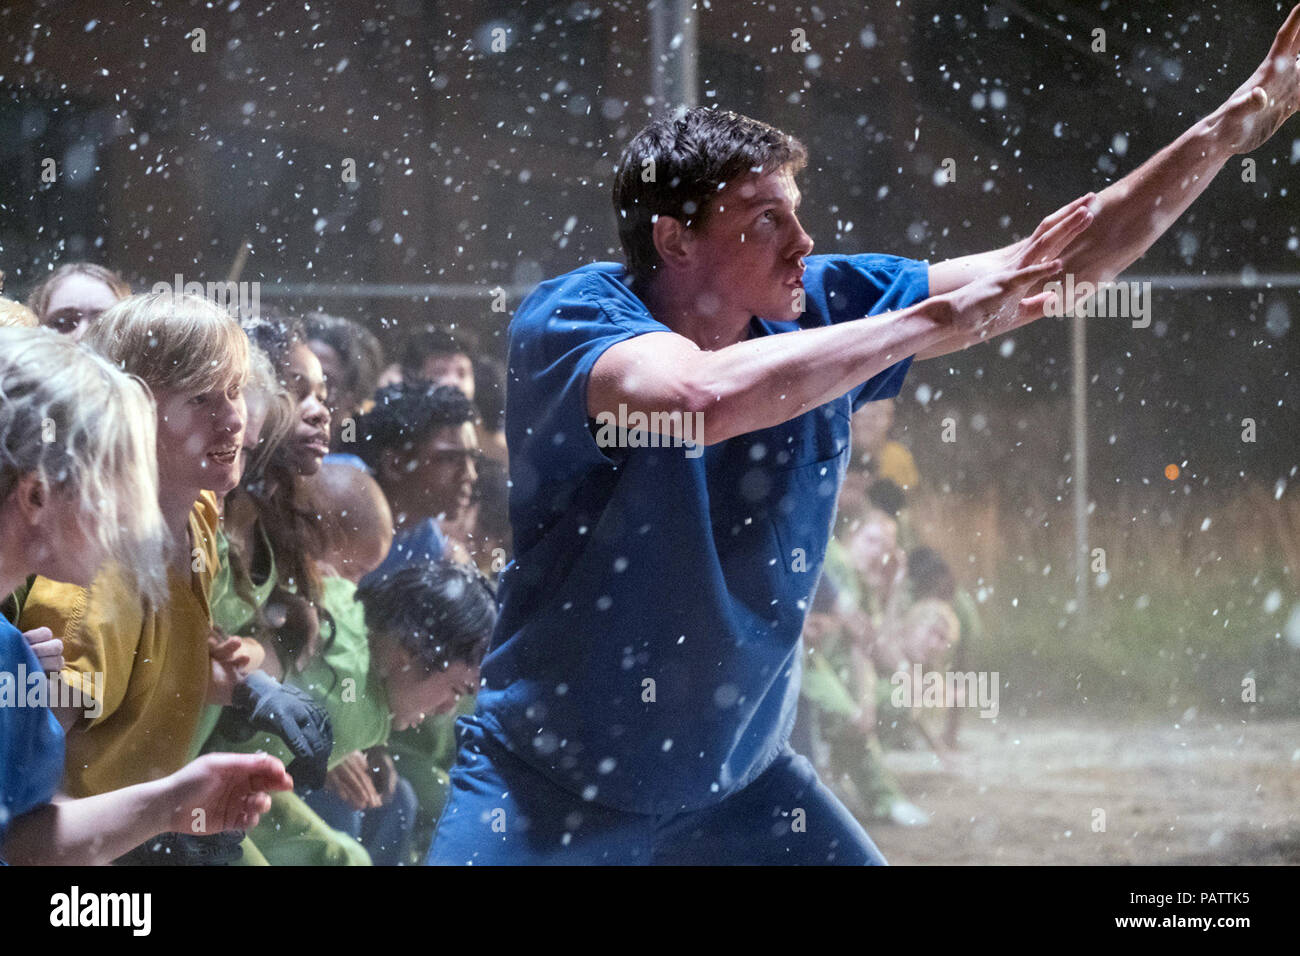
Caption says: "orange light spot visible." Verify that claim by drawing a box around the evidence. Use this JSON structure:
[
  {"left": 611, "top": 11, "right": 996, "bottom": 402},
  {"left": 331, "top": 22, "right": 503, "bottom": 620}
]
[{"left": 1164, "top": 463, "right": 1180, "bottom": 481}]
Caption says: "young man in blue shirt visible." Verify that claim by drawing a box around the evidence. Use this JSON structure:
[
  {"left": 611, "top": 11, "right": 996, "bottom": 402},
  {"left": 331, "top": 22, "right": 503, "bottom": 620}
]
[
  {"left": 430, "top": 18, "right": 1300, "bottom": 863},
  {"left": 357, "top": 382, "right": 482, "bottom": 581}
]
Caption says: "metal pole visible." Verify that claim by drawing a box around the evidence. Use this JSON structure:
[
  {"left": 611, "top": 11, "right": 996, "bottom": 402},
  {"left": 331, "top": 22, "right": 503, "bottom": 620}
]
[
  {"left": 1072, "top": 310, "right": 1089, "bottom": 630},
  {"left": 247, "top": 274, "right": 1300, "bottom": 300},
  {"left": 650, "top": 0, "right": 698, "bottom": 110}
]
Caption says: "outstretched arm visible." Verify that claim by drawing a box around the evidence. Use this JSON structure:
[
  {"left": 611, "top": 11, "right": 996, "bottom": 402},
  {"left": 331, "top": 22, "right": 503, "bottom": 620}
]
[
  {"left": 590, "top": 255, "right": 1064, "bottom": 446},
  {"left": 922, "top": 3, "right": 1300, "bottom": 359},
  {"left": 2, "top": 752, "right": 291, "bottom": 866}
]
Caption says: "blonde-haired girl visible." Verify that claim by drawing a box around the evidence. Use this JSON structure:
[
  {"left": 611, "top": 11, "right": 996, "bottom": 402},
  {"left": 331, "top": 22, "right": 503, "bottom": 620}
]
[{"left": 0, "top": 326, "right": 164, "bottom": 598}]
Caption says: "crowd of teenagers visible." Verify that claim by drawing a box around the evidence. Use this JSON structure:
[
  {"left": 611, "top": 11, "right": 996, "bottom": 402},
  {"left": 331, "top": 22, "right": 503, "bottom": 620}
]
[{"left": 0, "top": 260, "right": 977, "bottom": 865}]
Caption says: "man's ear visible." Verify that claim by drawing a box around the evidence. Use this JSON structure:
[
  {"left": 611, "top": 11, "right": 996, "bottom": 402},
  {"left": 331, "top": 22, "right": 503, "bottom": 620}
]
[{"left": 651, "top": 215, "right": 694, "bottom": 272}]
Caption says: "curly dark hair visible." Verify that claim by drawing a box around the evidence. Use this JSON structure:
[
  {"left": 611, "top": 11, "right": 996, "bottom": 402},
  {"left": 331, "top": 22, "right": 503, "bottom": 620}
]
[
  {"left": 243, "top": 311, "right": 308, "bottom": 373},
  {"left": 235, "top": 314, "right": 326, "bottom": 613},
  {"left": 355, "top": 381, "right": 479, "bottom": 472},
  {"left": 303, "top": 311, "right": 385, "bottom": 417}
]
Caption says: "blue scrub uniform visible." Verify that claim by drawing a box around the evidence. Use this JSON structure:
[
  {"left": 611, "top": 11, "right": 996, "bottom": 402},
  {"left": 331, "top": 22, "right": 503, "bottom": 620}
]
[
  {"left": 0, "top": 617, "right": 65, "bottom": 860},
  {"left": 361, "top": 516, "right": 447, "bottom": 586},
  {"left": 429, "top": 255, "right": 927, "bottom": 865}
]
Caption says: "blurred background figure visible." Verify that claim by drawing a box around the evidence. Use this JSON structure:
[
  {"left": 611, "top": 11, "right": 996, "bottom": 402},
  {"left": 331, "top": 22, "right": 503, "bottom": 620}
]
[
  {"left": 850, "top": 399, "right": 919, "bottom": 492},
  {"left": 904, "top": 546, "right": 983, "bottom": 749},
  {"left": 797, "top": 504, "right": 930, "bottom": 827},
  {"left": 383, "top": 324, "right": 478, "bottom": 398},
  {"left": 357, "top": 382, "right": 482, "bottom": 576},
  {"left": 0, "top": 0, "right": 1292, "bottom": 866},
  {"left": 25, "top": 262, "right": 131, "bottom": 340}
]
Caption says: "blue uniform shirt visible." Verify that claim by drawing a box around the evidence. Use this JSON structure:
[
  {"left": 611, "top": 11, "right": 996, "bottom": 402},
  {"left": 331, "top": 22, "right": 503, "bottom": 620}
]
[
  {"left": 322, "top": 452, "right": 370, "bottom": 474},
  {"left": 0, "top": 616, "right": 65, "bottom": 857},
  {"left": 361, "top": 517, "right": 447, "bottom": 588},
  {"left": 474, "top": 255, "right": 928, "bottom": 815}
]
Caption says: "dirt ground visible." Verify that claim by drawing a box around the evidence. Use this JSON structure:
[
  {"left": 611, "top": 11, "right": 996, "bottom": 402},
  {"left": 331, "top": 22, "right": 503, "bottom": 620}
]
[{"left": 864, "top": 715, "right": 1300, "bottom": 865}]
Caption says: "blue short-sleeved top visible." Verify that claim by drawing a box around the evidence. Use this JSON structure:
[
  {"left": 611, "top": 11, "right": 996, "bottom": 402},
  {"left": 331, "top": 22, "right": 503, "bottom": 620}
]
[
  {"left": 322, "top": 452, "right": 371, "bottom": 474},
  {"left": 361, "top": 517, "right": 447, "bottom": 589},
  {"left": 474, "top": 254, "right": 928, "bottom": 814},
  {"left": 0, "top": 616, "right": 65, "bottom": 856}
]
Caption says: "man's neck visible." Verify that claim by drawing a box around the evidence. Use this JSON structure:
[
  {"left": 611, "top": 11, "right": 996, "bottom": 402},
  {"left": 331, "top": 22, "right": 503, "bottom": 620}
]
[{"left": 638, "top": 274, "right": 753, "bottom": 351}]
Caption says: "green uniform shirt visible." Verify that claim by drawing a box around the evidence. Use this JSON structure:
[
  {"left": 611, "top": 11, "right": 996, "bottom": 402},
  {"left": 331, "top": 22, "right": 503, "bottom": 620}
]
[
  {"left": 236, "top": 791, "right": 372, "bottom": 867},
  {"left": 208, "top": 576, "right": 391, "bottom": 769},
  {"left": 298, "top": 575, "right": 392, "bottom": 764},
  {"left": 389, "top": 694, "right": 474, "bottom": 821},
  {"left": 187, "top": 526, "right": 279, "bottom": 761},
  {"left": 210, "top": 524, "right": 278, "bottom": 636},
  {"left": 800, "top": 537, "right": 861, "bottom": 716}
]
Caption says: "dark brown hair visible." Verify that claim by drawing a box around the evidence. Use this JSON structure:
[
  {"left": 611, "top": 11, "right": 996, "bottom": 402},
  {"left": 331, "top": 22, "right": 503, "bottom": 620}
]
[
  {"left": 612, "top": 107, "right": 807, "bottom": 288},
  {"left": 239, "top": 315, "right": 326, "bottom": 606},
  {"left": 357, "top": 559, "right": 497, "bottom": 675}
]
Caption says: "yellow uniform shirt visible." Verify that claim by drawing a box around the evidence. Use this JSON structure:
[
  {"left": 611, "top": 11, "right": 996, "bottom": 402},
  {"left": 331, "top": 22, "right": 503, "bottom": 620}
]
[
  {"left": 20, "top": 492, "right": 221, "bottom": 797},
  {"left": 877, "top": 440, "right": 919, "bottom": 491}
]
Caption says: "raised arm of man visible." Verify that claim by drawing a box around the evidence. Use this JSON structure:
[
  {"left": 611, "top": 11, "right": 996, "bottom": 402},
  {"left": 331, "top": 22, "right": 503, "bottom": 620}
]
[
  {"left": 920, "top": 3, "right": 1300, "bottom": 360},
  {"left": 590, "top": 206, "right": 1085, "bottom": 446}
]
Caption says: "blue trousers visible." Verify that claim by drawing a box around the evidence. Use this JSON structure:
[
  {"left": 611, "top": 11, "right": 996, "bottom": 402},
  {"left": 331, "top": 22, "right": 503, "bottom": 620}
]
[
  {"left": 305, "top": 776, "right": 419, "bottom": 866},
  {"left": 427, "top": 717, "right": 886, "bottom": 866}
]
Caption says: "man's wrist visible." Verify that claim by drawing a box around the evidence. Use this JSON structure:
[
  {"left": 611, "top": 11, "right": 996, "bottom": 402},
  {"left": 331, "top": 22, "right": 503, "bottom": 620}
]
[
  {"left": 917, "top": 294, "right": 956, "bottom": 341},
  {"left": 908, "top": 295, "right": 965, "bottom": 359},
  {"left": 1200, "top": 102, "right": 1246, "bottom": 159}
]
